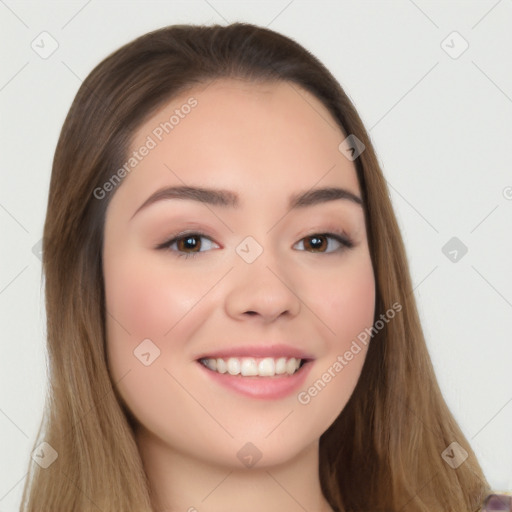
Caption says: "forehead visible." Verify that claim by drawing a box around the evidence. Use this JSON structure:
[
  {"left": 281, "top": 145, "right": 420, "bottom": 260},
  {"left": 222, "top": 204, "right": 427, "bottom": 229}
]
[
  {"left": 118, "top": 78, "right": 360, "bottom": 208},
  {"left": 133, "top": 77, "right": 345, "bottom": 143}
]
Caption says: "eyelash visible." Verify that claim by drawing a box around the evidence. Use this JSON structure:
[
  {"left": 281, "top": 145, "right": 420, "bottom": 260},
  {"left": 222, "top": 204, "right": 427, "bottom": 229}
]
[{"left": 155, "top": 229, "right": 354, "bottom": 260}]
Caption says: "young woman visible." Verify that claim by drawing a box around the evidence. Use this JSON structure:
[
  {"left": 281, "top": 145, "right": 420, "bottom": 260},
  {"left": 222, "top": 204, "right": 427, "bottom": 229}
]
[{"left": 20, "top": 22, "right": 494, "bottom": 511}]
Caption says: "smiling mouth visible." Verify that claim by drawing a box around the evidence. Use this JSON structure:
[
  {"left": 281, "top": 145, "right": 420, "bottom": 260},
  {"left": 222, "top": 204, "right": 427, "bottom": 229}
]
[{"left": 198, "top": 356, "right": 309, "bottom": 377}]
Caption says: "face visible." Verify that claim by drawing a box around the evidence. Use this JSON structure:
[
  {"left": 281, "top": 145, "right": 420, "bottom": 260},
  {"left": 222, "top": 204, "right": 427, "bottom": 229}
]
[{"left": 102, "top": 78, "right": 375, "bottom": 468}]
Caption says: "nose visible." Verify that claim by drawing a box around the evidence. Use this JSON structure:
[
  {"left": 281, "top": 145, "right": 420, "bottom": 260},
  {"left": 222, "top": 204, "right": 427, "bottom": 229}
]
[{"left": 224, "top": 248, "right": 302, "bottom": 323}]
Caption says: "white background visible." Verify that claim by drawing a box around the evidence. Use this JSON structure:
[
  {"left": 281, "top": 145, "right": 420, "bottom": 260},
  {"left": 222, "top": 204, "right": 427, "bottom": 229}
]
[{"left": 1, "top": 1, "right": 511, "bottom": 510}]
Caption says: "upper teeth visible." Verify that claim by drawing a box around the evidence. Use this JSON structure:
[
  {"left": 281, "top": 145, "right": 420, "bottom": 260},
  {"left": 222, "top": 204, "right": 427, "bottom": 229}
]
[{"left": 200, "top": 357, "right": 302, "bottom": 377}]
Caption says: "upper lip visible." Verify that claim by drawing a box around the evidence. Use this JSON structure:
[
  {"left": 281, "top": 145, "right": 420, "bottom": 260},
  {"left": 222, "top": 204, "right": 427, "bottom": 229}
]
[{"left": 196, "top": 344, "right": 315, "bottom": 361}]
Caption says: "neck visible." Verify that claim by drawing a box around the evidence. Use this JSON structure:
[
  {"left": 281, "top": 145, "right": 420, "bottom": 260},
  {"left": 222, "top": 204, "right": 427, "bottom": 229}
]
[{"left": 135, "top": 425, "right": 334, "bottom": 512}]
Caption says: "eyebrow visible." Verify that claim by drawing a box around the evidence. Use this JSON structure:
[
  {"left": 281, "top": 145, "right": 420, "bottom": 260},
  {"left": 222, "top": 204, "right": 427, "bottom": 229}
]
[{"left": 130, "top": 185, "right": 363, "bottom": 220}]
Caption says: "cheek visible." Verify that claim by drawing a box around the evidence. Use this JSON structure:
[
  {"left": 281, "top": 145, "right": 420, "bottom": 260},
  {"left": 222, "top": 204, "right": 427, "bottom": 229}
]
[
  {"left": 103, "top": 250, "right": 216, "bottom": 441},
  {"left": 103, "top": 249, "right": 214, "bottom": 396},
  {"left": 293, "top": 251, "right": 375, "bottom": 429},
  {"left": 104, "top": 250, "right": 207, "bottom": 341},
  {"left": 305, "top": 251, "right": 376, "bottom": 347}
]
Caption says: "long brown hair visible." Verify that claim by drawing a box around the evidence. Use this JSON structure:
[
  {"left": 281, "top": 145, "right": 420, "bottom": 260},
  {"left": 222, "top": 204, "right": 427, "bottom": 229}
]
[{"left": 21, "top": 22, "right": 490, "bottom": 511}]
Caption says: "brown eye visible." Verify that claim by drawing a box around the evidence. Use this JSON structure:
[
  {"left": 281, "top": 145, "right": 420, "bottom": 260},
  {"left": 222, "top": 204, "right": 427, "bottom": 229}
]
[
  {"left": 176, "top": 235, "right": 202, "bottom": 253},
  {"left": 294, "top": 232, "right": 353, "bottom": 254},
  {"left": 157, "top": 232, "right": 219, "bottom": 259},
  {"left": 157, "top": 230, "right": 353, "bottom": 259},
  {"left": 303, "top": 235, "right": 328, "bottom": 252}
]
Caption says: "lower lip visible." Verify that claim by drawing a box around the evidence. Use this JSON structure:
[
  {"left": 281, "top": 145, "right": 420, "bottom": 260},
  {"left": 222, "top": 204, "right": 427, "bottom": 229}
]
[{"left": 196, "top": 360, "right": 314, "bottom": 400}]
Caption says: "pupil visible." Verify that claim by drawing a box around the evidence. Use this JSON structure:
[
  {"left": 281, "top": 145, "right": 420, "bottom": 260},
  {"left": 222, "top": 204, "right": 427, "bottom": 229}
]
[
  {"left": 308, "top": 235, "right": 325, "bottom": 251},
  {"left": 181, "top": 236, "right": 199, "bottom": 251}
]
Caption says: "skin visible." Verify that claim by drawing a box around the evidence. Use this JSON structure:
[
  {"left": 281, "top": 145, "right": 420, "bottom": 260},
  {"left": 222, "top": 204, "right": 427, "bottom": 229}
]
[{"left": 103, "top": 78, "right": 376, "bottom": 512}]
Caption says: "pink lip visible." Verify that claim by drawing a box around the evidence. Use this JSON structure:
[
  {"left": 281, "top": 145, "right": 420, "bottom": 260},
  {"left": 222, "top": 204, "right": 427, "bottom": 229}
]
[
  {"left": 195, "top": 344, "right": 314, "bottom": 361},
  {"left": 196, "top": 359, "right": 314, "bottom": 400}
]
